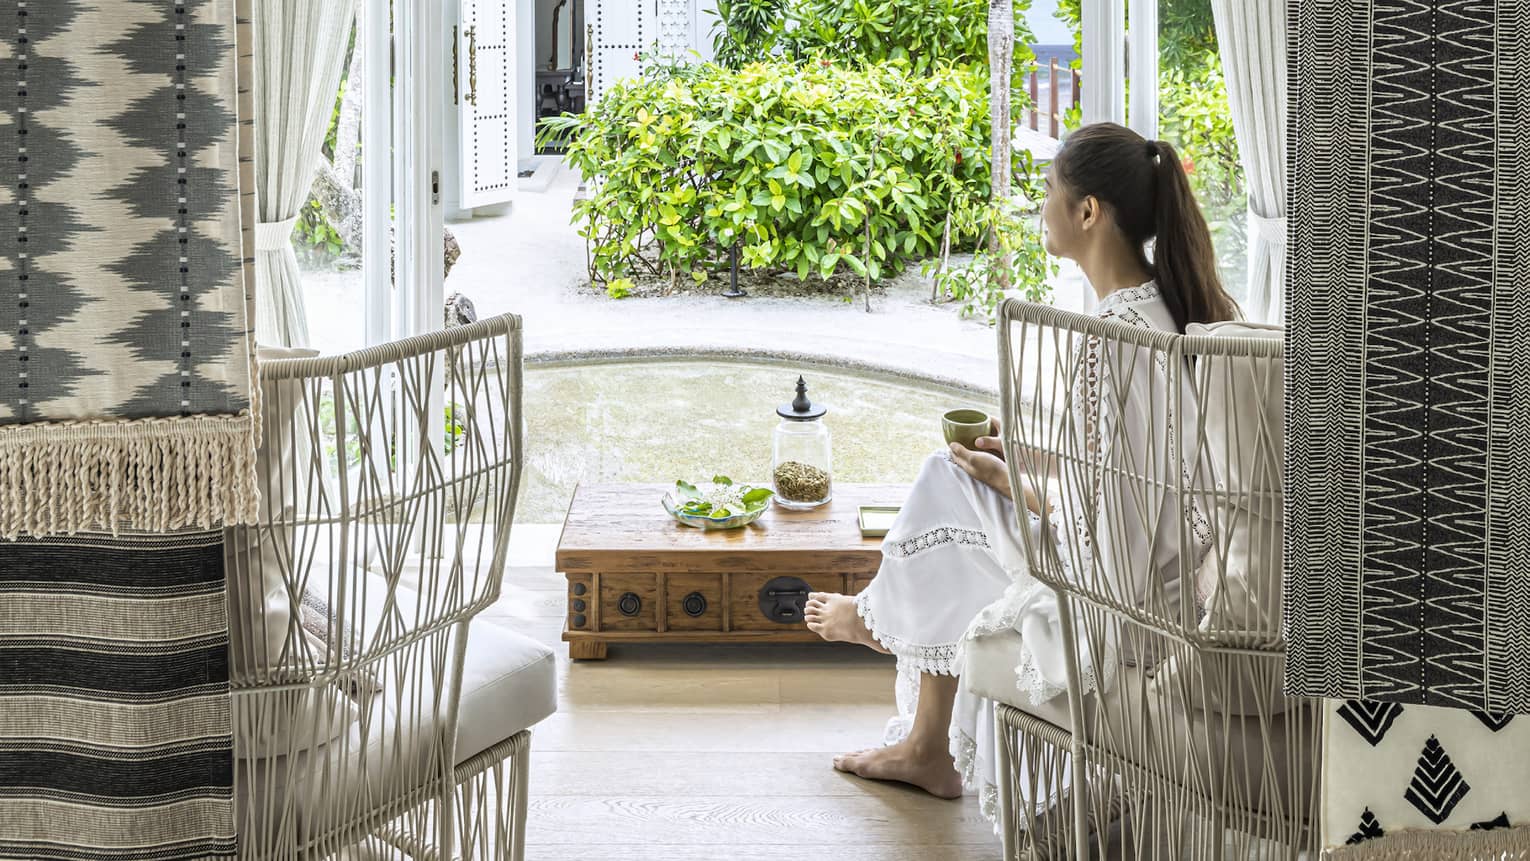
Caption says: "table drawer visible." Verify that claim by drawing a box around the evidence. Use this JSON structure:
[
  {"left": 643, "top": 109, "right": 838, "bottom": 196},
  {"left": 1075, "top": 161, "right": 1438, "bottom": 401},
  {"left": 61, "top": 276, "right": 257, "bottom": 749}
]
[
  {"left": 598, "top": 572, "right": 658, "bottom": 632},
  {"left": 664, "top": 573, "right": 724, "bottom": 631},
  {"left": 728, "top": 571, "right": 848, "bottom": 631}
]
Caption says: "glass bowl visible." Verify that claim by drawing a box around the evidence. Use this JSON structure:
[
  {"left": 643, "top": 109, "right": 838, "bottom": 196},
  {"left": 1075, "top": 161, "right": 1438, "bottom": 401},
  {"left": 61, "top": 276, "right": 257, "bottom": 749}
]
[{"left": 662, "top": 491, "right": 770, "bottom": 530}]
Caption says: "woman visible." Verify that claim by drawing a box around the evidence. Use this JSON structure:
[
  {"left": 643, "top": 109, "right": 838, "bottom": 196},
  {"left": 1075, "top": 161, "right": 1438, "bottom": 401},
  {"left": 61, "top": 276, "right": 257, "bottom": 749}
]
[{"left": 803, "top": 122, "right": 1240, "bottom": 817}]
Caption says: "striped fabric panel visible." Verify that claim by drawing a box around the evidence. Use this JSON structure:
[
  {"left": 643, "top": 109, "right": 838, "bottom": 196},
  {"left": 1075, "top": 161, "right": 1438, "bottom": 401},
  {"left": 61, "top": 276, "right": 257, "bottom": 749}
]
[
  {"left": 0, "top": 531, "right": 235, "bottom": 860},
  {"left": 1285, "top": 0, "right": 1530, "bottom": 714}
]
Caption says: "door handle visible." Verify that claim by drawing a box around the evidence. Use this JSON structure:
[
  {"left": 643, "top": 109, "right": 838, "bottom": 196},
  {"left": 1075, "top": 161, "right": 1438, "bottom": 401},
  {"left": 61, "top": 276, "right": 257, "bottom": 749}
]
[{"left": 465, "top": 25, "right": 479, "bottom": 107}]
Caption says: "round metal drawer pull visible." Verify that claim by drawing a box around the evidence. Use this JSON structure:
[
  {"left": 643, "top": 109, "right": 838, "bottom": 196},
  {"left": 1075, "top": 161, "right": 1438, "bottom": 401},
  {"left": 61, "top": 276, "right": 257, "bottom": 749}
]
[
  {"left": 572, "top": 583, "right": 587, "bottom": 596},
  {"left": 572, "top": 599, "right": 587, "bottom": 613},
  {"left": 617, "top": 592, "right": 642, "bottom": 617},
  {"left": 682, "top": 592, "right": 708, "bottom": 617},
  {"left": 572, "top": 614, "right": 587, "bottom": 628}
]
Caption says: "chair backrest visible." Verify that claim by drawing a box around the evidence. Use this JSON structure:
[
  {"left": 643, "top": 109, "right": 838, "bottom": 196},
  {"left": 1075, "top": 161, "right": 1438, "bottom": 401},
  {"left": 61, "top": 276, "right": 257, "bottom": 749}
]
[
  {"left": 226, "top": 314, "right": 525, "bottom": 857},
  {"left": 998, "top": 298, "right": 1285, "bottom": 646}
]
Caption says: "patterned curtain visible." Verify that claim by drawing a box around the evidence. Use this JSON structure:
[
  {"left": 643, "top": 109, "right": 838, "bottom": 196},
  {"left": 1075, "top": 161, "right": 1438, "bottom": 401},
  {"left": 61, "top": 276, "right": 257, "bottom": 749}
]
[{"left": 1284, "top": 0, "right": 1530, "bottom": 854}]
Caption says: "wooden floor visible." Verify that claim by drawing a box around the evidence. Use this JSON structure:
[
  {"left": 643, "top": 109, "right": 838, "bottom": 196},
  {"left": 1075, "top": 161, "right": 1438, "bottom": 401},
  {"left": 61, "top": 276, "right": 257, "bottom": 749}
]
[{"left": 478, "top": 566, "right": 1002, "bottom": 861}]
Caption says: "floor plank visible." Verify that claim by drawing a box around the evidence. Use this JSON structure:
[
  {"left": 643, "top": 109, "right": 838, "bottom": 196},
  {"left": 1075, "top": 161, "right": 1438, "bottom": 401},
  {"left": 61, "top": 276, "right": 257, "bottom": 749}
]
[
  {"left": 531, "top": 707, "right": 898, "bottom": 754},
  {"left": 526, "top": 795, "right": 994, "bottom": 846},
  {"left": 530, "top": 751, "right": 942, "bottom": 798},
  {"left": 489, "top": 566, "right": 998, "bottom": 857}
]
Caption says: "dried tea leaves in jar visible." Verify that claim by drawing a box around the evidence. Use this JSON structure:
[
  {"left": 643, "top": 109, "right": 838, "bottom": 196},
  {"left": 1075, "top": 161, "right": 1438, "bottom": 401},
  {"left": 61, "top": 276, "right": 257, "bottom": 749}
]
[{"left": 774, "top": 460, "right": 830, "bottom": 503}]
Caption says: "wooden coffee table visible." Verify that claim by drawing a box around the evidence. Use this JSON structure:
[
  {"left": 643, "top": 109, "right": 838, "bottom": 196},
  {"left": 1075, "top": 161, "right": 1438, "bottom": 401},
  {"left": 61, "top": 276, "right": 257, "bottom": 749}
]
[{"left": 556, "top": 483, "right": 908, "bottom": 660}]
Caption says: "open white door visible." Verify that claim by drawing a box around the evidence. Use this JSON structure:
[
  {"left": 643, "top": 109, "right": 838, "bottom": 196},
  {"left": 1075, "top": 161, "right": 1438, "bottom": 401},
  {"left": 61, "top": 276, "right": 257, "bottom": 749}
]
[
  {"left": 457, "top": 0, "right": 518, "bottom": 210},
  {"left": 585, "top": 0, "right": 649, "bottom": 108}
]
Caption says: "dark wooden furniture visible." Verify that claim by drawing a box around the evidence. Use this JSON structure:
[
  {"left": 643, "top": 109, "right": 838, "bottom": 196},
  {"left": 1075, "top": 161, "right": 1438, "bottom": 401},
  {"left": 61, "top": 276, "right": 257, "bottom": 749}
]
[{"left": 556, "top": 483, "right": 909, "bottom": 660}]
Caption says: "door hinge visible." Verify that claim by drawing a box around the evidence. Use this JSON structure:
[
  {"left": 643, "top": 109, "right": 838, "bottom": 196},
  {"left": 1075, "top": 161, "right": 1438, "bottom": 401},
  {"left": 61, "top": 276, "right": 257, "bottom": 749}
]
[{"left": 432, "top": 170, "right": 441, "bottom": 205}]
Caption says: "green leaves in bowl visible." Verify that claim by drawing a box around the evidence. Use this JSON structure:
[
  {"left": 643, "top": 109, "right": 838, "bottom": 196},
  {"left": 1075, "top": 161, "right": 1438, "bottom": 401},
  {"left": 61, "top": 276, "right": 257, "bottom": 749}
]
[{"left": 674, "top": 475, "right": 774, "bottom": 519}]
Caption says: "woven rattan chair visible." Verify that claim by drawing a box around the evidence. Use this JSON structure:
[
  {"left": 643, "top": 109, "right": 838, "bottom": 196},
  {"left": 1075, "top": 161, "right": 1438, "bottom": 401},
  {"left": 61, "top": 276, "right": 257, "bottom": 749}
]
[
  {"left": 966, "top": 299, "right": 1320, "bottom": 860},
  {"left": 225, "top": 314, "right": 555, "bottom": 860}
]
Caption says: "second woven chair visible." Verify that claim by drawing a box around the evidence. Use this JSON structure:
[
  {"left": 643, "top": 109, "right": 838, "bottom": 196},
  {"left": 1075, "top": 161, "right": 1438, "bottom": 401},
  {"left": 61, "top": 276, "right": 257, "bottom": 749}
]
[
  {"left": 226, "top": 314, "right": 555, "bottom": 860},
  {"left": 965, "top": 299, "right": 1320, "bottom": 860}
]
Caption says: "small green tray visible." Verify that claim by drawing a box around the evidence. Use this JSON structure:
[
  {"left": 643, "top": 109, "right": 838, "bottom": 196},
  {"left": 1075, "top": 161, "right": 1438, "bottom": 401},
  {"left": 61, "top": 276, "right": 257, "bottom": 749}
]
[{"left": 858, "top": 505, "right": 901, "bottom": 538}]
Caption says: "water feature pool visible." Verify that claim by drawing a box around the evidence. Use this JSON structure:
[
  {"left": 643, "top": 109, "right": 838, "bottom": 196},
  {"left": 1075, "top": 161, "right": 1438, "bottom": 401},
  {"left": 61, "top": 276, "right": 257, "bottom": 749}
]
[{"left": 516, "top": 359, "right": 998, "bottom": 523}]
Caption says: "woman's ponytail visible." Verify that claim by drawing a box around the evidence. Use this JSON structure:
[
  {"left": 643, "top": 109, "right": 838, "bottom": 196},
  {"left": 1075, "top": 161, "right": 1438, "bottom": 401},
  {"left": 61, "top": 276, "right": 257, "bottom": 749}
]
[{"left": 1150, "top": 139, "right": 1239, "bottom": 329}]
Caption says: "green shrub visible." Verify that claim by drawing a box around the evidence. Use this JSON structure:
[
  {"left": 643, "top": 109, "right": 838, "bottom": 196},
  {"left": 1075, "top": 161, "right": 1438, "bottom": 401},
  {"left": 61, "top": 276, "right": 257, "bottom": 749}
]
[
  {"left": 543, "top": 60, "right": 995, "bottom": 287},
  {"left": 789, "top": 0, "right": 1036, "bottom": 75},
  {"left": 709, "top": 0, "right": 789, "bottom": 68},
  {"left": 712, "top": 0, "right": 1037, "bottom": 74},
  {"left": 926, "top": 153, "right": 1057, "bottom": 324}
]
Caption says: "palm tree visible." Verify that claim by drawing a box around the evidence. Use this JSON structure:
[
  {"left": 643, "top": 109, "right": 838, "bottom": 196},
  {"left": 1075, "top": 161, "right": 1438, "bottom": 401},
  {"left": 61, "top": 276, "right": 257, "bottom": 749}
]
[{"left": 988, "top": 0, "right": 1014, "bottom": 292}]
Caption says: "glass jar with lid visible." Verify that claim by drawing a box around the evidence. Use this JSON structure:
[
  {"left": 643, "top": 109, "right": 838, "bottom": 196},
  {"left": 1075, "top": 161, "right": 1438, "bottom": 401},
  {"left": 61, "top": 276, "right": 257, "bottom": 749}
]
[{"left": 772, "top": 376, "right": 832, "bottom": 509}]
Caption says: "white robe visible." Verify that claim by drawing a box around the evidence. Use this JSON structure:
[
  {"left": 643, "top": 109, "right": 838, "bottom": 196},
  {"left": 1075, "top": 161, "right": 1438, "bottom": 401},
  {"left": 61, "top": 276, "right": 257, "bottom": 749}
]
[{"left": 852, "top": 282, "right": 1211, "bottom": 824}]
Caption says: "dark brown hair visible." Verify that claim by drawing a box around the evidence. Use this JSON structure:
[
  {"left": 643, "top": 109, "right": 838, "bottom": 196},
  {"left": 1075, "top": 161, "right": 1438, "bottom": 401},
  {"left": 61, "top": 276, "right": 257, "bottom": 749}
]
[{"left": 1053, "top": 122, "right": 1239, "bottom": 331}]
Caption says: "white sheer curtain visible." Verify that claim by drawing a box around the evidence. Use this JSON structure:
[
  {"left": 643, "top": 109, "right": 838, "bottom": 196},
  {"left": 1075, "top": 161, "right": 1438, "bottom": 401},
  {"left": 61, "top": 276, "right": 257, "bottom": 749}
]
[
  {"left": 1210, "top": 0, "right": 1287, "bottom": 324},
  {"left": 252, "top": 0, "right": 357, "bottom": 347}
]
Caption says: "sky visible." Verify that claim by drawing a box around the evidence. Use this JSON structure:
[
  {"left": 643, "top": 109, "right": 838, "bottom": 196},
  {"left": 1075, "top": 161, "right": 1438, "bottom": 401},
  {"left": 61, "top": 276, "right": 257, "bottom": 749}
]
[{"left": 1025, "top": 0, "right": 1074, "bottom": 45}]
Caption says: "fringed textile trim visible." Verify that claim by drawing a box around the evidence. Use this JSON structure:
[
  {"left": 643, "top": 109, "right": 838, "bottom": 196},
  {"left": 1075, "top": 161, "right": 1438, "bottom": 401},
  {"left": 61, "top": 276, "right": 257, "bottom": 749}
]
[{"left": 0, "top": 413, "right": 259, "bottom": 539}]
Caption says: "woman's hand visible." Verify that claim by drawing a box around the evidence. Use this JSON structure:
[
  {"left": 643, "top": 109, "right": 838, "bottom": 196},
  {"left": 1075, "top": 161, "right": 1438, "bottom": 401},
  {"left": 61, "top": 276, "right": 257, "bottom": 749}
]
[
  {"left": 950, "top": 418, "right": 1048, "bottom": 513},
  {"left": 973, "top": 418, "right": 1004, "bottom": 462},
  {"left": 948, "top": 439, "right": 1012, "bottom": 501}
]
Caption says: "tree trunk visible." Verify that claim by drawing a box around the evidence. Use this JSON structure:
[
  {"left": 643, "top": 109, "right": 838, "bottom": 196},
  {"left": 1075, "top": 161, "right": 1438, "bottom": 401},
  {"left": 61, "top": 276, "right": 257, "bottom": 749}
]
[
  {"left": 933, "top": 212, "right": 952, "bottom": 303},
  {"left": 988, "top": 0, "right": 1014, "bottom": 294}
]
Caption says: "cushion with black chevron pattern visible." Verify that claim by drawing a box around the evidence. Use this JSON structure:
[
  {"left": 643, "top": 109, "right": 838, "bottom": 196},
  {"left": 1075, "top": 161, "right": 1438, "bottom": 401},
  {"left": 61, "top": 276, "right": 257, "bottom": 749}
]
[
  {"left": 1337, "top": 699, "right": 1405, "bottom": 746},
  {"left": 1404, "top": 736, "right": 1472, "bottom": 825}
]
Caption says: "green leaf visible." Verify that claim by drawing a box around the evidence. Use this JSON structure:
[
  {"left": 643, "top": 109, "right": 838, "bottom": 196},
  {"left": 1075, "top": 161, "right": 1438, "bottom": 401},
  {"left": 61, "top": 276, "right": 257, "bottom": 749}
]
[
  {"left": 676, "top": 480, "right": 700, "bottom": 499},
  {"left": 742, "top": 487, "right": 774, "bottom": 504},
  {"left": 712, "top": 475, "right": 733, "bottom": 486}
]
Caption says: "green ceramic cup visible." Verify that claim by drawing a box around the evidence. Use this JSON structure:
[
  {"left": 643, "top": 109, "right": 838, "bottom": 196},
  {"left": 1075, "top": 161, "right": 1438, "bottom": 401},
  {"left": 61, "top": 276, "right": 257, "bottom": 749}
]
[{"left": 942, "top": 408, "right": 992, "bottom": 451}]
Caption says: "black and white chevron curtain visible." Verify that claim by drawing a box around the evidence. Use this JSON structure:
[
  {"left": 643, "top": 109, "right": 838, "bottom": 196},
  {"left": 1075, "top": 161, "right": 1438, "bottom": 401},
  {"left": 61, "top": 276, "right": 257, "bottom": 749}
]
[{"left": 1284, "top": 0, "right": 1530, "bottom": 854}]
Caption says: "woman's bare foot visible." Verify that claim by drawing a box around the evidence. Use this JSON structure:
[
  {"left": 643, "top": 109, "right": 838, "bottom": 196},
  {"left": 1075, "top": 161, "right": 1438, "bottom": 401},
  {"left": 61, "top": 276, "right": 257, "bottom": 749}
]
[
  {"left": 804, "top": 592, "right": 885, "bottom": 651},
  {"left": 832, "top": 738, "right": 964, "bottom": 799}
]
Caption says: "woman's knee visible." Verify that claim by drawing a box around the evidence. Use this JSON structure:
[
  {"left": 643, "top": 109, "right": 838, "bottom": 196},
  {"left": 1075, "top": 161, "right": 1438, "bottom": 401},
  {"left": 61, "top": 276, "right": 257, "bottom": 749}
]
[{"left": 920, "top": 448, "right": 959, "bottom": 475}]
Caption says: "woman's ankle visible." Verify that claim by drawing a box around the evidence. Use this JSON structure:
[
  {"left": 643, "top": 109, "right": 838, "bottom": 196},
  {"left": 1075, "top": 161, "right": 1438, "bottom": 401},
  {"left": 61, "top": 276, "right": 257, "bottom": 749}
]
[{"left": 903, "top": 733, "right": 957, "bottom": 762}]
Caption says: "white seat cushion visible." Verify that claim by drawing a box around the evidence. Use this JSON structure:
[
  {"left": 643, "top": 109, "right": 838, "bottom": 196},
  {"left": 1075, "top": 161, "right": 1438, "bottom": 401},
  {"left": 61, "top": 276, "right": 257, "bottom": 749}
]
[{"left": 456, "top": 618, "right": 557, "bottom": 761}]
